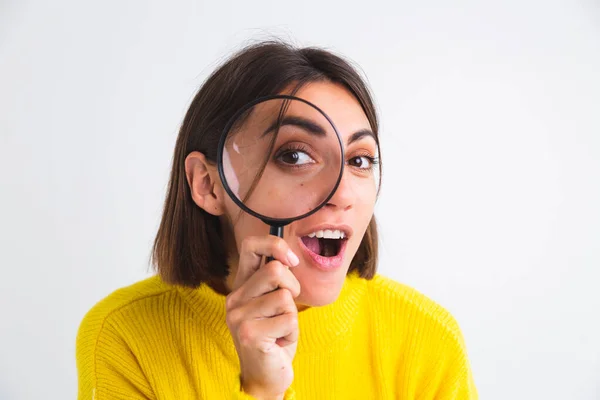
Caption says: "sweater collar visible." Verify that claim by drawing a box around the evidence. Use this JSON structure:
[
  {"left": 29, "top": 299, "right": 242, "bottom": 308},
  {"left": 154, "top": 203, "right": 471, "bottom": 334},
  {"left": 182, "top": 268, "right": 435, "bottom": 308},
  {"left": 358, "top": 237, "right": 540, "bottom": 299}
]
[{"left": 176, "top": 270, "right": 367, "bottom": 353}]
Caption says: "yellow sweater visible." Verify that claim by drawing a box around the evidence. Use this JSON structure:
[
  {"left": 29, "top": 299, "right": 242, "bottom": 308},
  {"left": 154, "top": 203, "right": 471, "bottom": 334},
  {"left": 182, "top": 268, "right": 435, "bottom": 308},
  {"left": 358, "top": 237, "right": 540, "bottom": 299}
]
[{"left": 76, "top": 271, "right": 477, "bottom": 399}]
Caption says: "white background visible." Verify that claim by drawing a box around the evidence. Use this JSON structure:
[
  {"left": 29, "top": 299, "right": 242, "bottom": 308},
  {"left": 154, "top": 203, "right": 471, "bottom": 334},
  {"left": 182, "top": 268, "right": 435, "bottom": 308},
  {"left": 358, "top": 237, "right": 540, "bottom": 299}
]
[{"left": 1, "top": 0, "right": 599, "bottom": 399}]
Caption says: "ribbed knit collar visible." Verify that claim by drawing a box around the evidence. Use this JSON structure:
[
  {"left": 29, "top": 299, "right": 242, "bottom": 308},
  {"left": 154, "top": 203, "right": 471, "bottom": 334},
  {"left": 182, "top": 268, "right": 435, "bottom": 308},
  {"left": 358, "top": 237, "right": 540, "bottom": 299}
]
[{"left": 177, "top": 270, "right": 367, "bottom": 353}]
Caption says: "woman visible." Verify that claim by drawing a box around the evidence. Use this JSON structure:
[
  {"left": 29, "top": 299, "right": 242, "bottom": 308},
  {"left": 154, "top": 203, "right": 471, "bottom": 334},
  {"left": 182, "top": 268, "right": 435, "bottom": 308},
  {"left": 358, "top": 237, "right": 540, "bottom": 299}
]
[{"left": 76, "top": 40, "right": 477, "bottom": 399}]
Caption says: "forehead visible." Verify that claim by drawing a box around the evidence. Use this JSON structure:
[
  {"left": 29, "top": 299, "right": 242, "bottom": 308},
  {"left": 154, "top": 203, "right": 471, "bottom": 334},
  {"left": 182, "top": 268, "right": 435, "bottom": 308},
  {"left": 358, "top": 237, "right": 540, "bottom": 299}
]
[{"left": 283, "top": 82, "right": 371, "bottom": 140}]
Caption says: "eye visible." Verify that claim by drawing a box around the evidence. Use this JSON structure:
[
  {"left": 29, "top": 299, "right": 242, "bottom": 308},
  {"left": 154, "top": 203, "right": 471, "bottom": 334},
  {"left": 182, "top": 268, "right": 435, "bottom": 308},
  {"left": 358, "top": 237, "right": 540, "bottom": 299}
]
[
  {"left": 348, "top": 155, "right": 375, "bottom": 169},
  {"left": 277, "top": 150, "right": 315, "bottom": 166}
]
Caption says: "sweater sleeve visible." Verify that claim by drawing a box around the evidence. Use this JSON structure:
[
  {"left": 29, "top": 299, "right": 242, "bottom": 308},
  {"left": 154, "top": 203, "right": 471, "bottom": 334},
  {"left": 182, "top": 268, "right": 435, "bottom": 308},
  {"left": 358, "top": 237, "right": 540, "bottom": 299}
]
[
  {"left": 76, "top": 304, "right": 155, "bottom": 400},
  {"left": 436, "top": 361, "right": 477, "bottom": 400},
  {"left": 431, "top": 342, "right": 478, "bottom": 400},
  {"left": 370, "top": 274, "right": 478, "bottom": 400},
  {"left": 416, "top": 313, "right": 478, "bottom": 400},
  {"left": 232, "top": 376, "right": 297, "bottom": 400}
]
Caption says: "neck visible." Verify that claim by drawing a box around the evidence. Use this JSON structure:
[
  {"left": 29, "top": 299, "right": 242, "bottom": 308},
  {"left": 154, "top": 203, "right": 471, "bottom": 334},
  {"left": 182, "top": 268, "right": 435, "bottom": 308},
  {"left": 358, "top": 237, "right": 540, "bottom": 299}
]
[{"left": 177, "top": 269, "right": 366, "bottom": 353}]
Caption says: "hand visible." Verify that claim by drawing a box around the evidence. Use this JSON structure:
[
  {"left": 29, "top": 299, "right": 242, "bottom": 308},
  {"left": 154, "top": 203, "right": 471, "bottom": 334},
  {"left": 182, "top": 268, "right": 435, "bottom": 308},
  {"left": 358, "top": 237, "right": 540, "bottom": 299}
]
[{"left": 225, "top": 235, "right": 301, "bottom": 399}]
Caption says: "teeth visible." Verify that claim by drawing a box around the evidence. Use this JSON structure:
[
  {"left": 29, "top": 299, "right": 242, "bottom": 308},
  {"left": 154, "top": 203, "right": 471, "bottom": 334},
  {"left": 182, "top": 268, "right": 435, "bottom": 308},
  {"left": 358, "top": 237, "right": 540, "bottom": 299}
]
[
  {"left": 306, "top": 229, "right": 346, "bottom": 239},
  {"left": 323, "top": 229, "right": 335, "bottom": 239}
]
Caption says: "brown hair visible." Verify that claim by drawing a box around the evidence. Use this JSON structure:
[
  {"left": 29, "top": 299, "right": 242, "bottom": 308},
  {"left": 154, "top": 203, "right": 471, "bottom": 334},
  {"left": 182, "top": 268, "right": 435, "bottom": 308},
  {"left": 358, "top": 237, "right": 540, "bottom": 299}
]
[{"left": 152, "top": 40, "right": 382, "bottom": 287}]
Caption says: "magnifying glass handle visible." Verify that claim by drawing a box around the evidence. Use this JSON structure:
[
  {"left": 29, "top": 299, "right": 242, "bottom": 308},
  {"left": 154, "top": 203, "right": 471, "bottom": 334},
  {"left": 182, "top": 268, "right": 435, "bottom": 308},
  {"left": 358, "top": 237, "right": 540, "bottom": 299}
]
[{"left": 265, "top": 225, "right": 284, "bottom": 263}]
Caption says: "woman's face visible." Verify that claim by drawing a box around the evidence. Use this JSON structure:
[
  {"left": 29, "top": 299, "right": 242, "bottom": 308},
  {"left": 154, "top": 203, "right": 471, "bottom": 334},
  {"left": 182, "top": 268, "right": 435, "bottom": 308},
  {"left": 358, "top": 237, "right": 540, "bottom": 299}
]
[{"left": 220, "top": 81, "right": 378, "bottom": 307}]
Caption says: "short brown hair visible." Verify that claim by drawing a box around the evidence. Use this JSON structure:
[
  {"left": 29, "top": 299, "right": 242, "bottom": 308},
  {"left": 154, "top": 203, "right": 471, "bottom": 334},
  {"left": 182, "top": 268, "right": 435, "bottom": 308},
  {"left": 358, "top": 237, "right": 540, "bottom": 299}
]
[{"left": 152, "top": 40, "right": 382, "bottom": 287}]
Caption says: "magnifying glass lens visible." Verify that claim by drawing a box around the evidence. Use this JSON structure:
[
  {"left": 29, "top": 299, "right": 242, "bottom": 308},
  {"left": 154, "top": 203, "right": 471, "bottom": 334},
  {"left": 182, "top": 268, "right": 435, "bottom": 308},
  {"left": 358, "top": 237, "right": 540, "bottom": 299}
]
[{"left": 220, "top": 97, "right": 343, "bottom": 221}]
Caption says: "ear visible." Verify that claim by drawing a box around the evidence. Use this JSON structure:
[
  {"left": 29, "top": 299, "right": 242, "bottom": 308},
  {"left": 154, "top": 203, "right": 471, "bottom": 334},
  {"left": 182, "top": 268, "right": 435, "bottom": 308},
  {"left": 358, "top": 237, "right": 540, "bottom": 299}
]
[{"left": 184, "top": 151, "right": 225, "bottom": 216}]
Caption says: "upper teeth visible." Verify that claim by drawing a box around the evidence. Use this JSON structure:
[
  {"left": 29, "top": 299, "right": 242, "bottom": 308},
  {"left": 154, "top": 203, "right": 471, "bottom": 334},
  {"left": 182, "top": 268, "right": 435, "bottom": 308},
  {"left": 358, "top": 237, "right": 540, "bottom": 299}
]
[{"left": 307, "top": 229, "right": 346, "bottom": 239}]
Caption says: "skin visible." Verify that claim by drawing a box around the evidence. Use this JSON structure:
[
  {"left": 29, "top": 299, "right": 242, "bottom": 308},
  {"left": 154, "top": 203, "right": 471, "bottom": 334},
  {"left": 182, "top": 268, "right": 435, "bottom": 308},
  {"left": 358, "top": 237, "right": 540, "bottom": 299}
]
[{"left": 184, "top": 81, "right": 378, "bottom": 399}]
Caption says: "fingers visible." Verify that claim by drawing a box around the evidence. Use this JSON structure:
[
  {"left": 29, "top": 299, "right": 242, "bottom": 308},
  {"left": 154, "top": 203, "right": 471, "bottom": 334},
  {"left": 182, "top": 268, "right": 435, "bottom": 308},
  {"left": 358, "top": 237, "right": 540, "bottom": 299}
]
[
  {"left": 236, "top": 311, "right": 299, "bottom": 354},
  {"left": 225, "top": 234, "right": 300, "bottom": 397},
  {"left": 226, "top": 287, "right": 299, "bottom": 354},
  {"left": 227, "top": 260, "right": 301, "bottom": 310},
  {"left": 233, "top": 235, "right": 300, "bottom": 290},
  {"left": 229, "top": 287, "right": 297, "bottom": 322}
]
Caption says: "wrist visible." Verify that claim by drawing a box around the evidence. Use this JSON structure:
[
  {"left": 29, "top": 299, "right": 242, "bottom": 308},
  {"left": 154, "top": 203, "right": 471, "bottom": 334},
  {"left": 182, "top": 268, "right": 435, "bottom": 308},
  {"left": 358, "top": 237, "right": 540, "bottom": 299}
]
[{"left": 240, "top": 376, "right": 284, "bottom": 400}]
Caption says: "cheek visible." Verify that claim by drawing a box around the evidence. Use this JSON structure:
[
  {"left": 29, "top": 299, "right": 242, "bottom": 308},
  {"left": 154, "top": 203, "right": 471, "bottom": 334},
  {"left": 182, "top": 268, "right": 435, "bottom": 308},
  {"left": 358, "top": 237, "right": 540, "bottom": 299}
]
[
  {"left": 350, "top": 182, "right": 377, "bottom": 247},
  {"left": 355, "top": 179, "right": 377, "bottom": 216},
  {"left": 223, "top": 197, "right": 269, "bottom": 250}
]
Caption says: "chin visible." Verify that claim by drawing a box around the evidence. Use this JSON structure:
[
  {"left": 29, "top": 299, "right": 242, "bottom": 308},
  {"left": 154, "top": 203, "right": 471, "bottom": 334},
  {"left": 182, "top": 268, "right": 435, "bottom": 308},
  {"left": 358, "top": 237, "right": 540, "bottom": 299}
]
[
  {"left": 296, "top": 293, "right": 337, "bottom": 308},
  {"left": 292, "top": 266, "right": 349, "bottom": 308}
]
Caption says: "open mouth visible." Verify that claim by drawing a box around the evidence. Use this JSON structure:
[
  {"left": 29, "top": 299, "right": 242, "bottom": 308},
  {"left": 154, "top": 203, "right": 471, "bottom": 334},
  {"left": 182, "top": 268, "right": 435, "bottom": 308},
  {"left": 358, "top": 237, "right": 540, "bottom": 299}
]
[{"left": 300, "top": 229, "right": 347, "bottom": 258}]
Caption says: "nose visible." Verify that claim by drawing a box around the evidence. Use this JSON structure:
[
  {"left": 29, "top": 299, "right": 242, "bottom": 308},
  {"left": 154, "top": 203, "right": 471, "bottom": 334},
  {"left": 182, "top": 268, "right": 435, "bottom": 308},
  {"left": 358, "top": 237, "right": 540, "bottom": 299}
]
[{"left": 324, "top": 171, "right": 354, "bottom": 211}]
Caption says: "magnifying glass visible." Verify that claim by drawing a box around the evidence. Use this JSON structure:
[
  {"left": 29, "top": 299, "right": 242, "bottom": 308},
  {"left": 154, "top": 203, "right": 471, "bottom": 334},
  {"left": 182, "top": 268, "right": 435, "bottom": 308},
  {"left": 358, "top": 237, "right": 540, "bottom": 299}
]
[{"left": 217, "top": 95, "right": 344, "bottom": 262}]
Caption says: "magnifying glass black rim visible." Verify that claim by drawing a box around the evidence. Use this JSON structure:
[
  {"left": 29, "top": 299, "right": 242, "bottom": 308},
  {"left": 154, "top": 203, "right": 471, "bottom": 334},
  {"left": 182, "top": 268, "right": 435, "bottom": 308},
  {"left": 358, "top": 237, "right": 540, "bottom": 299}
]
[{"left": 216, "top": 94, "right": 345, "bottom": 227}]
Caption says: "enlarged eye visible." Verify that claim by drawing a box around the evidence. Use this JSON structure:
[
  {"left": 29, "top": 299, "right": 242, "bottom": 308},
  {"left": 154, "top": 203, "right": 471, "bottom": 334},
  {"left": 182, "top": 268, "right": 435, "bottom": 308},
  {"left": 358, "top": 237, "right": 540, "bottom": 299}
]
[
  {"left": 278, "top": 150, "right": 315, "bottom": 166},
  {"left": 348, "top": 155, "right": 374, "bottom": 169}
]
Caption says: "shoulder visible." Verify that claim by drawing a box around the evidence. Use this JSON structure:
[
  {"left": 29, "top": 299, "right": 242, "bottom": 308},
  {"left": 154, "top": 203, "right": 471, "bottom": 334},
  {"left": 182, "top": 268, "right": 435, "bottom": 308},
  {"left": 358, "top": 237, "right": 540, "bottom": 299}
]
[
  {"left": 76, "top": 276, "right": 175, "bottom": 397},
  {"left": 76, "top": 276, "right": 176, "bottom": 360},
  {"left": 364, "top": 275, "right": 477, "bottom": 397},
  {"left": 365, "top": 274, "right": 465, "bottom": 348},
  {"left": 77, "top": 276, "right": 174, "bottom": 334}
]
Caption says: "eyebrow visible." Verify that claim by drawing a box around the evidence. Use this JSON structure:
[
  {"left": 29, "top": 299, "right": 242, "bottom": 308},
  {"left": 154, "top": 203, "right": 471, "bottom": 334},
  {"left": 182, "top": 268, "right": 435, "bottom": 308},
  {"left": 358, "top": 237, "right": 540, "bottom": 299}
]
[
  {"left": 262, "top": 116, "right": 326, "bottom": 137},
  {"left": 348, "top": 129, "right": 377, "bottom": 146},
  {"left": 262, "top": 115, "right": 377, "bottom": 145}
]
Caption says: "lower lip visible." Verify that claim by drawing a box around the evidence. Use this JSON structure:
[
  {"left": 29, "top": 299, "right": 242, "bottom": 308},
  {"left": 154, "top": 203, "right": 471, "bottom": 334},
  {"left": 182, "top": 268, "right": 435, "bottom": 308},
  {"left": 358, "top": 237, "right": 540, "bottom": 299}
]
[{"left": 298, "top": 237, "right": 347, "bottom": 271}]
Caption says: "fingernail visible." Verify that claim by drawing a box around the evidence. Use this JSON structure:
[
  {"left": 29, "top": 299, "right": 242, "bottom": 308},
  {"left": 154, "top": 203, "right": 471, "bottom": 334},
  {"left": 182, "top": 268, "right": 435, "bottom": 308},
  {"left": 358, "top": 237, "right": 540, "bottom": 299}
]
[{"left": 287, "top": 249, "right": 299, "bottom": 267}]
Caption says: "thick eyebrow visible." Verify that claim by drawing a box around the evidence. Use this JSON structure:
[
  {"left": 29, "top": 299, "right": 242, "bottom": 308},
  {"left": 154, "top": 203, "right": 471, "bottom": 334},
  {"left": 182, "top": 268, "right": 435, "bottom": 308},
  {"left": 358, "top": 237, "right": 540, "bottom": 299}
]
[
  {"left": 262, "top": 116, "right": 326, "bottom": 137},
  {"left": 262, "top": 116, "right": 377, "bottom": 146},
  {"left": 348, "top": 129, "right": 377, "bottom": 145}
]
